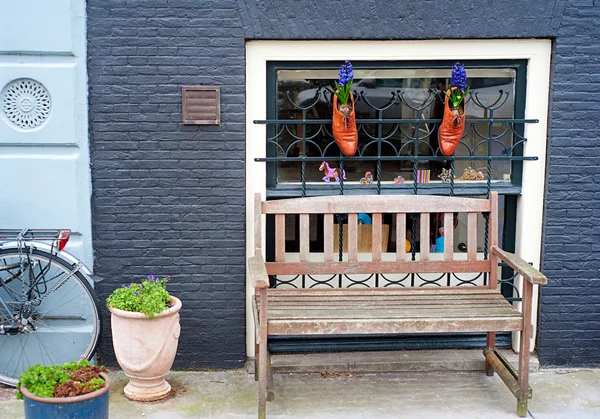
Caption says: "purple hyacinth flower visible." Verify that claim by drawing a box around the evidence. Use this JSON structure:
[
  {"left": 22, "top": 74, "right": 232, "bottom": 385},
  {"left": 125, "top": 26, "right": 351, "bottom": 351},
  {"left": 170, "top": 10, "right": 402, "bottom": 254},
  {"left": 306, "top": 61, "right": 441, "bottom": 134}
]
[
  {"left": 133, "top": 292, "right": 138, "bottom": 296},
  {"left": 338, "top": 60, "right": 354, "bottom": 87},
  {"left": 450, "top": 62, "right": 467, "bottom": 92},
  {"left": 147, "top": 274, "right": 157, "bottom": 281}
]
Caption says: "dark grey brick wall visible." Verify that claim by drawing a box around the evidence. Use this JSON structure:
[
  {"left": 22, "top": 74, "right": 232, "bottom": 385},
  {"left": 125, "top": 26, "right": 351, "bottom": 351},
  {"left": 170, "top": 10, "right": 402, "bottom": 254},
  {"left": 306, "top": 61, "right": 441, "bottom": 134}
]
[
  {"left": 87, "top": 0, "right": 600, "bottom": 368},
  {"left": 539, "top": 3, "right": 600, "bottom": 367},
  {"left": 87, "top": 1, "right": 247, "bottom": 369}
]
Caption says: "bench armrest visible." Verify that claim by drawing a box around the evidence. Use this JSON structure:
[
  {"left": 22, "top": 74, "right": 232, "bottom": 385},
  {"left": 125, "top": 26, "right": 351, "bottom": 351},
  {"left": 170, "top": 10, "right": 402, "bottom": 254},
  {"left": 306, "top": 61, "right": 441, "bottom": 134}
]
[
  {"left": 491, "top": 246, "right": 547, "bottom": 285},
  {"left": 248, "top": 254, "right": 270, "bottom": 289}
]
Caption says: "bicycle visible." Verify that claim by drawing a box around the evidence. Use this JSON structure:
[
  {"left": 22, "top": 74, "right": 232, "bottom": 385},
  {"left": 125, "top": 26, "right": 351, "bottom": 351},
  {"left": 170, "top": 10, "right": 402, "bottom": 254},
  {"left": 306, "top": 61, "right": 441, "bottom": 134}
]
[{"left": 0, "top": 229, "right": 101, "bottom": 386}]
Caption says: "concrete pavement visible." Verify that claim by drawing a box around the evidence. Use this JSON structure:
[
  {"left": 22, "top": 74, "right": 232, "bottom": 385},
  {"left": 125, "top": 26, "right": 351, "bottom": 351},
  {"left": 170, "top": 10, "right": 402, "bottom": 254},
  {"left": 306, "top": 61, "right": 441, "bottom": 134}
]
[{"left": 1, "top": 367, "right": 600, "bottom": 418}]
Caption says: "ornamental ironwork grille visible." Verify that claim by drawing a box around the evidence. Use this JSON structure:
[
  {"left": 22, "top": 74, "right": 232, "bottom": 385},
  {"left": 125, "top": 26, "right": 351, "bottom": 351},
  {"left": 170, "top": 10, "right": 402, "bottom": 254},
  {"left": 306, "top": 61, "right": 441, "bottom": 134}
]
[{"left": 254, "top": 60, "right": 539, "bottom": 307}]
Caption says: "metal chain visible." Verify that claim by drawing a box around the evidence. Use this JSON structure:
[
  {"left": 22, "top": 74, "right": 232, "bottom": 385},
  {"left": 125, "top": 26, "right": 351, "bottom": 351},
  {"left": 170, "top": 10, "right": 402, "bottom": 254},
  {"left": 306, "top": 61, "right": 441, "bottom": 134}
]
[
  {"left": 413, "top": 161, "right": 418, "bottom": 196},
  {"left": 301, "top": 161, "right": 306, "bottom": 198},
  {"left": 337, "top": 216, "right": 344, "bottom": 263},
  {"left": 338, "top": 159, "right": 344, "bottom": 196},
  {"left": 486, "top": 163, "right": 492, "bottom": 198},
  {"left": 376, "top": 159, "right": 382, "bottom": 195},
  {"left": 450, "top": 159, "right": 455, "bottom": 197}
]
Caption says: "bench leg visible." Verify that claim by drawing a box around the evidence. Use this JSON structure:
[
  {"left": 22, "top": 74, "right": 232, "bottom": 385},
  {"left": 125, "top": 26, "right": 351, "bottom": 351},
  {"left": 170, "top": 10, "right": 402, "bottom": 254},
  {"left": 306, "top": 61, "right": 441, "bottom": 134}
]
[
  {"left": 254, "top": 343, "right": 259, "bottom": 382},
  {"left": 516, "top": 398, "right": 528, "bottom": 418},
  {"left": 256, "top": 343, "right": 275, "bottom": 399},
  {"left": 258, "top": 341, "right": 267, "bottom": 419},
  {"left": 485, "top": 332, "right": 496, "bottom": 376},
  {"left": 516, "top": 281, "right": 533, "bottom": 418},
  {"left": 257, "top": 288, "right": 268, "bottom": 419},
  {"left": 267, "top": 351, "right": 275, "bottom": 402}
]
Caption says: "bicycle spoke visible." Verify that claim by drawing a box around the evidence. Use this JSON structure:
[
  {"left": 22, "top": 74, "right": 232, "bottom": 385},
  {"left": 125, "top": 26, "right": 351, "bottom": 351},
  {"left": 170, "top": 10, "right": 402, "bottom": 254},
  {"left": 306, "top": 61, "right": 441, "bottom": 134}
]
[
  {"left": 34, "top": 280, "right": 80, "bottom": 316},
  {"left": 0, "top": 334, "right": 8, "bottom": 354},
  {"left": 34, "top": 332, "right": 60, "bottom": 365},
  {"left": 2, "top": 336, "right": 22, "bottom": 378},
  {"left": 27, "top": 326, "right": 71, "bottom": 360},
  {"left": 14, "top": 334, "right": 31, "bottom": 380},
  {"left": 35, "top": 333, "right": 47, "bottom": 365},
  {"left": 0, "top": 248, "right": 100, "bottom": 385},
  {"left": 34, "top": 318, "right": 94, "bottom": 335}
]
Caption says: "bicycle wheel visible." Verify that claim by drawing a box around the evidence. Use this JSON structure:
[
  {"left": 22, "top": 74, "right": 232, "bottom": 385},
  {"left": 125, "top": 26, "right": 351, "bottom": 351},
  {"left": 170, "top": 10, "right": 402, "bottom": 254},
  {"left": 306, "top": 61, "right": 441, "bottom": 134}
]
[{"left": 0, "top": 246, "right": 101, "bottom": 385}]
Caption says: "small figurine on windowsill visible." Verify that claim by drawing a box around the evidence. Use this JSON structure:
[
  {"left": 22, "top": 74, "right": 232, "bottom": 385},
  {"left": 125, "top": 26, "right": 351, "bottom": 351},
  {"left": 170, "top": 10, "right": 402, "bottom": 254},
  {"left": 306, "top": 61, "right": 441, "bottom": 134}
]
[
  {"left": 438, "top": 168, "right": 452, "bottom": 184},
  {"left": 359, "top": 171, "right": 373, "bottom": 184},
  {"left": 394, "top": 175, "right": 405, "bottom": 184},
  {"left": 319, "top": 161, "right": 346, "bottom": 184}
]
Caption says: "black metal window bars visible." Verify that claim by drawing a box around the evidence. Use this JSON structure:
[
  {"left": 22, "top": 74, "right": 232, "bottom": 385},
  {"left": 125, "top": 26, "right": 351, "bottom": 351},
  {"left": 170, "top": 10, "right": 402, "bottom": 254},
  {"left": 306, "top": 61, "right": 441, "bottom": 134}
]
[{"left": 254, "top": 88, "right": 539, "bottom": 301}]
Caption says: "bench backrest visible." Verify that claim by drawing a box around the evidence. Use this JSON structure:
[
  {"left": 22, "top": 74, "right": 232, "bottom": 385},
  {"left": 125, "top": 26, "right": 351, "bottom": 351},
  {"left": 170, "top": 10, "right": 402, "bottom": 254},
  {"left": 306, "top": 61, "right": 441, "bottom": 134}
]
[{"left": 255, "top": 192, "right": 499, "bottom": 289}]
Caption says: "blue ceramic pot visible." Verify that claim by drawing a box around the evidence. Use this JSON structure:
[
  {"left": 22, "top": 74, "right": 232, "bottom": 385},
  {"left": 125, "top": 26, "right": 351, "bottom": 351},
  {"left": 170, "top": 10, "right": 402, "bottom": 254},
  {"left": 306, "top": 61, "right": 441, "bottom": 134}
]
[{"left": 21, "top": 372, "right": 111, "bottom": 419}]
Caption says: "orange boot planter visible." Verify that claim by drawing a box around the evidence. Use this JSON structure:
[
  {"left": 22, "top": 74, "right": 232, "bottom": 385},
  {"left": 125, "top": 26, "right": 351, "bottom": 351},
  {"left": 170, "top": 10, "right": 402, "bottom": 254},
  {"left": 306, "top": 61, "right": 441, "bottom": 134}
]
[
  {"left": 332, "top": 61, "right": 358, "bottom": 156},
  {"left": 439, "top": 90, "right": 466, "bottom": 156},
  {"left": 332, "top": 92, "right": 358, "bottom": 156},
  {"left": 439, "top": 62, "right": 469, "bottom": 156}
]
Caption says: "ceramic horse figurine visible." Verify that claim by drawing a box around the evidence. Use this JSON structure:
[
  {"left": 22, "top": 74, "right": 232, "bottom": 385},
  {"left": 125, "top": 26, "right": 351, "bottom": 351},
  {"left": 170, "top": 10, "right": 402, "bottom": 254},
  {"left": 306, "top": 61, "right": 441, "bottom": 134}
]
[{"left": 319, "top": 161, "right": 346, "bottom": 183}]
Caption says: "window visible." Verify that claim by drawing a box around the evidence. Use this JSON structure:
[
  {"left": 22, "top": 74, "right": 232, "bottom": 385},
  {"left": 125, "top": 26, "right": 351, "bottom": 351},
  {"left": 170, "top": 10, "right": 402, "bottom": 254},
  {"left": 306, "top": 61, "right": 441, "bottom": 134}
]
[{"left": 261, "top": 60, "right": 530, "bottom": 198}]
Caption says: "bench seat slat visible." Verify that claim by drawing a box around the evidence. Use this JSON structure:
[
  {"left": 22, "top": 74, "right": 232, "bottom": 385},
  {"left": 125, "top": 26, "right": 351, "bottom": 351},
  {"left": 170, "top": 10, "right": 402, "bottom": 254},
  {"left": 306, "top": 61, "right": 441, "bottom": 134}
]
[
  {"left": 263, "top": 288, "right": 522, "bottom": 335},
  {"left": 268, "top": 300, "right": 511, "bottom": 308},
  {"left": 268, "top": 309, "right": 520, "bottom": 319},
  {"left": 268, "top": 318, "right": 522, "bottom": 335}
]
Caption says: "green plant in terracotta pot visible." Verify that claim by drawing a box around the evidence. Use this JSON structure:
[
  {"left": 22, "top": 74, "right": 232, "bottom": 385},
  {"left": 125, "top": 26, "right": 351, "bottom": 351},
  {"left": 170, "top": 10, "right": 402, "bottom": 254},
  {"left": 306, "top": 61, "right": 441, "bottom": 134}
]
[
  {"left": 17, "top": 360, "right": 110, "bottom": 419},
  {"left": 106, "top": 275, "right": 181, "bottom": 402}
]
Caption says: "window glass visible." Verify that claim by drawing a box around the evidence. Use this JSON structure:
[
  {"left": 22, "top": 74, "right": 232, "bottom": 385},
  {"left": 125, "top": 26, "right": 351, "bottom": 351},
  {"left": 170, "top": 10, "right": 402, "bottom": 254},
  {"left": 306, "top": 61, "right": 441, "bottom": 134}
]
[{"left": 274, "top": 67, "right": 516, "bottom": 185}]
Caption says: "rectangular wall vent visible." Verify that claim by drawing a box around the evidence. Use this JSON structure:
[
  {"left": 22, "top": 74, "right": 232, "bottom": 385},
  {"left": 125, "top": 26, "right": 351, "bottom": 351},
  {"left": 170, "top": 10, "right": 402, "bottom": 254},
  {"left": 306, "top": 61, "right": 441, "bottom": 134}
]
[{"left": 182, "top": 86, "right": 220, "bottom": 125}]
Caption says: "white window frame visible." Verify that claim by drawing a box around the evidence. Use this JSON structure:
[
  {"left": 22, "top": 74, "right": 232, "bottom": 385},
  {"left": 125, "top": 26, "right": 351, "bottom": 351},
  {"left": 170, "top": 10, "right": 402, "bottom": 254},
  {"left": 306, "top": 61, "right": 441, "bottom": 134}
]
[{"left": 245, "top": 39, "right": 551, "bottom": 358}]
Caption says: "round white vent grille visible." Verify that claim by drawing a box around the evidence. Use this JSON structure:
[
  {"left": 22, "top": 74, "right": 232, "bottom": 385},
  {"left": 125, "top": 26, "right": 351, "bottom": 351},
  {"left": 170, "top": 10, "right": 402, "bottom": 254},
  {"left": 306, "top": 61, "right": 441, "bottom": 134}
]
[{"left": 2, "top": 79, "right": 51, "bottom": 129}]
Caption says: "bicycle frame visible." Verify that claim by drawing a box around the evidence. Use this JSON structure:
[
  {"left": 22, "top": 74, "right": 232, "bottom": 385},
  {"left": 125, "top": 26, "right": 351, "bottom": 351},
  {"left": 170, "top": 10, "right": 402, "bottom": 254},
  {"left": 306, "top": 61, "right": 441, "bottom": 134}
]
[{"left": 0, "top": 230, "right": 96, "bottom": 335}]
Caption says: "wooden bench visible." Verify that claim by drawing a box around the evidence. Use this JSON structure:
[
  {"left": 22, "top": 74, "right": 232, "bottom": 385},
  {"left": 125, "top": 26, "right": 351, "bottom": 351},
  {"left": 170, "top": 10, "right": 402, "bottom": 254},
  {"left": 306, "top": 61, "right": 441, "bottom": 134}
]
[{"left": 249, "top": 192, "right": 547, "bottom": 418}]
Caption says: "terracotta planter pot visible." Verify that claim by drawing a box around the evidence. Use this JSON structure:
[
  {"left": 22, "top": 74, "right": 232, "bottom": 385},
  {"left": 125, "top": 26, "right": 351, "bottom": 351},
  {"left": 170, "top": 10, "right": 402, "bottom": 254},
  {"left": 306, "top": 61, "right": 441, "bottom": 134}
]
[
  {"left": 109, "top": 296, "right": 181, "bottom": 402},
  {"left": 332, "top": 92, "right": 358, "bottom": 156},
  {"left": 20, "top": 372, "right": 111, "bottom": 419},
  {"left": 438, "top": 90, "right": 466, "bottom": 156}
]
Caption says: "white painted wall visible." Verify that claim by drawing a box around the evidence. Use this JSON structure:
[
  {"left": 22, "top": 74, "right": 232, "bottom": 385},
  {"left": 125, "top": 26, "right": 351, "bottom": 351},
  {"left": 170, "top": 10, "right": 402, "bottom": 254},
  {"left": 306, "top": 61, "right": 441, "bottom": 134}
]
[
  {"left": 245, "top": 40, "right": 551, "bottom": 358},
  {"left": 0, "top": 0, "right": 93, "bottom": 267}
]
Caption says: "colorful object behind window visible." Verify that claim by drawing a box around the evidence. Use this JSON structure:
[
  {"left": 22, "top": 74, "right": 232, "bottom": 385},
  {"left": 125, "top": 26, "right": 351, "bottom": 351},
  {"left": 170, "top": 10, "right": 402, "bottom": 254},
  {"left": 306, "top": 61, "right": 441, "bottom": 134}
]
[
  {"left": 438, "top": 168, "right": 452, "bottom": 184},
  {"left": 319, "top": 161, "right": 346, "bottom": 183},
  {"left": 416, "top": 170, "right": 430, "bottom": 184},
  {"left": 359, "top": 171, "right": 374, "bottom": 184},
  {"left": 394, "top": 175, "right": 405, "bottom": 184}
]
